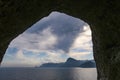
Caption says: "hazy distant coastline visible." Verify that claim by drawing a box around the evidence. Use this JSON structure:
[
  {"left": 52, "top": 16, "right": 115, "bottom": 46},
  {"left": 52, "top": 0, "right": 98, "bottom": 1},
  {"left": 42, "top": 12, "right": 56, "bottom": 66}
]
[{"left": 40, "top": 57, "right": 96, "bottom": 68}]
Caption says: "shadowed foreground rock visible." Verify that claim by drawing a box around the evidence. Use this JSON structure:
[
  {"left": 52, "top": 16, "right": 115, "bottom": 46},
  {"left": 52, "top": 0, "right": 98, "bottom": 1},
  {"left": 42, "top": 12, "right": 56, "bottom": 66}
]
[{"left": 0, "top": 0, "right": 120, "bottom": 80}]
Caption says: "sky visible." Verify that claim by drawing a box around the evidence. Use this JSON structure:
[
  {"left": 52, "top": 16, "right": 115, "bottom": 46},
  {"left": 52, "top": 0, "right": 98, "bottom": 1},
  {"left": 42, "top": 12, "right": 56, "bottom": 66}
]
[{"left": 1, "top": 11, "right": 93, "bottom": 67}]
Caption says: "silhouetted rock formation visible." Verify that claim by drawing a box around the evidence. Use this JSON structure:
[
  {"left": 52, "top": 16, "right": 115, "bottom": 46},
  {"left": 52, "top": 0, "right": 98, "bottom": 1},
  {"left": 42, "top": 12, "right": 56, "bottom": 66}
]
[
  {"left": 80, "top": 60, "right": 96, "bottom": 68},
  {"left": 40, "top": 58, "right": 96, "bottom": 68}
]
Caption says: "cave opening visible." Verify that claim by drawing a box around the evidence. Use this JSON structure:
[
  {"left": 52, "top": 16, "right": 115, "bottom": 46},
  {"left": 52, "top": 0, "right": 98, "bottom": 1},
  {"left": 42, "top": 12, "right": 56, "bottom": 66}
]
[
  {"left": 0, "top": 11, "right": 97, "bottom": 80},
  {"left": 1, "top": 11, "right": 94, "bottom": 68}
]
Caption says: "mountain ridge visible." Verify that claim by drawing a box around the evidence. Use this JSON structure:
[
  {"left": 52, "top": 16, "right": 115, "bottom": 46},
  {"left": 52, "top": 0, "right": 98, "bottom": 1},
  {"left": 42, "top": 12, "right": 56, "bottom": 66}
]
[{"left": 40, "top": 57, "right": 96, "bottom": 68}]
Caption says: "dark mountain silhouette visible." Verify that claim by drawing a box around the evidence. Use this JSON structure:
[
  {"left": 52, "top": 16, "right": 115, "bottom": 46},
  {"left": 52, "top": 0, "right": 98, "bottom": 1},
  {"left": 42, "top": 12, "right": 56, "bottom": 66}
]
[
  {"left": 80, "top": 60, "right": 96, "bottom": 68},
  {"left": 40, "top": 57, "right": 96, "bottom": 68},
  {"left": 63, "top": 58, "right": 86, "bottom": 67}
]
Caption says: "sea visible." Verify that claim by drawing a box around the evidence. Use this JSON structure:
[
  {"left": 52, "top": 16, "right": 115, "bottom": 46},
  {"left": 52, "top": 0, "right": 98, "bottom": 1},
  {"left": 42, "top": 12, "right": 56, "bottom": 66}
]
[{"left": 0, "top": 67, "right": 97, "bottom": 80}]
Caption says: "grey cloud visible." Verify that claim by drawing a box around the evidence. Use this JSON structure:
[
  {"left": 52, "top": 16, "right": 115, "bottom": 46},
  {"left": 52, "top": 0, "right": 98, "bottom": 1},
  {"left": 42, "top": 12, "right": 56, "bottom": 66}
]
[{"left": 22, "top": 11, "right": 88, "bottom": 53}]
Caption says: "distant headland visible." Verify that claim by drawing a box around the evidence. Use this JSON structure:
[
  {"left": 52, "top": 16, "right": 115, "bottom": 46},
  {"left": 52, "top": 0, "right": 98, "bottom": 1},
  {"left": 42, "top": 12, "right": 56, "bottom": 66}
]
[{"left": 39, "top": 57, "right": 96, "bottom": 68}]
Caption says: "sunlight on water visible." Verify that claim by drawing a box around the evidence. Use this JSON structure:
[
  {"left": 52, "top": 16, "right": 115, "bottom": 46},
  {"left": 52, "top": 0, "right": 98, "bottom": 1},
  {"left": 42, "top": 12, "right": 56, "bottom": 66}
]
[{"left": 0, "top": 68, "right": 97, "bottom": 80}]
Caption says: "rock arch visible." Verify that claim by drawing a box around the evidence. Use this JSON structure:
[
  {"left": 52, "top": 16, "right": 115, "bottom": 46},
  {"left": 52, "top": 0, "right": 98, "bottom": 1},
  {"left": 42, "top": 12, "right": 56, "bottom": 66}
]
[{"left": 0, "top": 0, "right": 120, "bottom": 80}]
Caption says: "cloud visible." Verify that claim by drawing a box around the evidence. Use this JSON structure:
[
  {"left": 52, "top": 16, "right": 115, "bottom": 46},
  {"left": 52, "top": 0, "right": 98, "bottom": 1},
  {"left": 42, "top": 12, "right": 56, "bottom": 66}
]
[
  {"left": 68, "top": 52, "right": 92, "bottom": 60},
  {"left": 11, "top": 27, "right": 57, "bottom": 51},
  {"left": 2, "top": 11, "right": 93, "bottom": 67},
  {"left": 9, "top": 11, "right": 87, "bottom": 53}
]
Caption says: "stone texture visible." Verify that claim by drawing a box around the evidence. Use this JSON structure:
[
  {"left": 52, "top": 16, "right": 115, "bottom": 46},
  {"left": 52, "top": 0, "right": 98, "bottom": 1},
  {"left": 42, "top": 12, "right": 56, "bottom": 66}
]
[{"left": 0, "top": 0, "right": 120, "bottom": 80}]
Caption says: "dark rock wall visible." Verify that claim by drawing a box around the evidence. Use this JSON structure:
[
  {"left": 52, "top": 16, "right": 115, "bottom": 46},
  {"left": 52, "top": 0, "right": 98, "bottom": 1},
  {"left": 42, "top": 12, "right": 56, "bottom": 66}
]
[{"left": 0, "top": 0, "right": 120, "bottom": 80}]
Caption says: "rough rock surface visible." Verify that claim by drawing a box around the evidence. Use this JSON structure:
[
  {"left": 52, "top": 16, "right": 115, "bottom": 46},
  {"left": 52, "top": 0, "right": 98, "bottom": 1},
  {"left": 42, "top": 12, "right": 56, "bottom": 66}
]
[{"left": 0, "top": 0, "right": 120, "bottom": 80}]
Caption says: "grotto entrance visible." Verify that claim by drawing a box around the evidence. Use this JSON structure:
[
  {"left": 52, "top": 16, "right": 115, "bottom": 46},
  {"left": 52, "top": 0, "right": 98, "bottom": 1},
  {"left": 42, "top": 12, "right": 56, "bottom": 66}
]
[
  {"left": 1, "top": 12, "right": 94, "bottom": 68},
  {"left": 0, "top": 1, "right": 120, "bottom": 80}
]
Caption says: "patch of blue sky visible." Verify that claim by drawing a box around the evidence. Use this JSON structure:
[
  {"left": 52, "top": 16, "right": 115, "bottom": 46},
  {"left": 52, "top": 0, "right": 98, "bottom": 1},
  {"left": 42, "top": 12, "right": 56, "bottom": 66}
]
[
  {"left": 22, "top": 50, "right": 37, "bottom": 57},
  {"left": 71, "top": 48, "right": 90, "bottom": 53},
  {"left": 2, "top": 48, "right": 18, "bottom": 62},
  {"left": 85, "top": 53, "right": 93, "bottom": 60},
  {"left": 22, "top": 50, "right": 47, "bottom": 58},
  {"left": 36, "top": 52, "right": 47, "bottom": 57},
  {"left": 5, "top": 47, "right": 19, "bottom": 55},
  {"left": 2, "top": 54, "right": 16, "bottom": 62},
  {"left": 60, "top": 54, "right": 68, "bottom": 59}
]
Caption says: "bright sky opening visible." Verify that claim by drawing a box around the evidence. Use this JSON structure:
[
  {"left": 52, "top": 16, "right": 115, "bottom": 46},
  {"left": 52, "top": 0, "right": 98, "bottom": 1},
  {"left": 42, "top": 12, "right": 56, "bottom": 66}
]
[{"left": 1, "top": 11, "right": 93, "bottom": 67}]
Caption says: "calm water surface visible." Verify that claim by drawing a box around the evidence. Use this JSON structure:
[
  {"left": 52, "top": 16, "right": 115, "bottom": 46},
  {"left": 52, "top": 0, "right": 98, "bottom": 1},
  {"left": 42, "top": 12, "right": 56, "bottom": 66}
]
[{"left": 0, "top": 68, "right": 97, "bottom": 80}]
